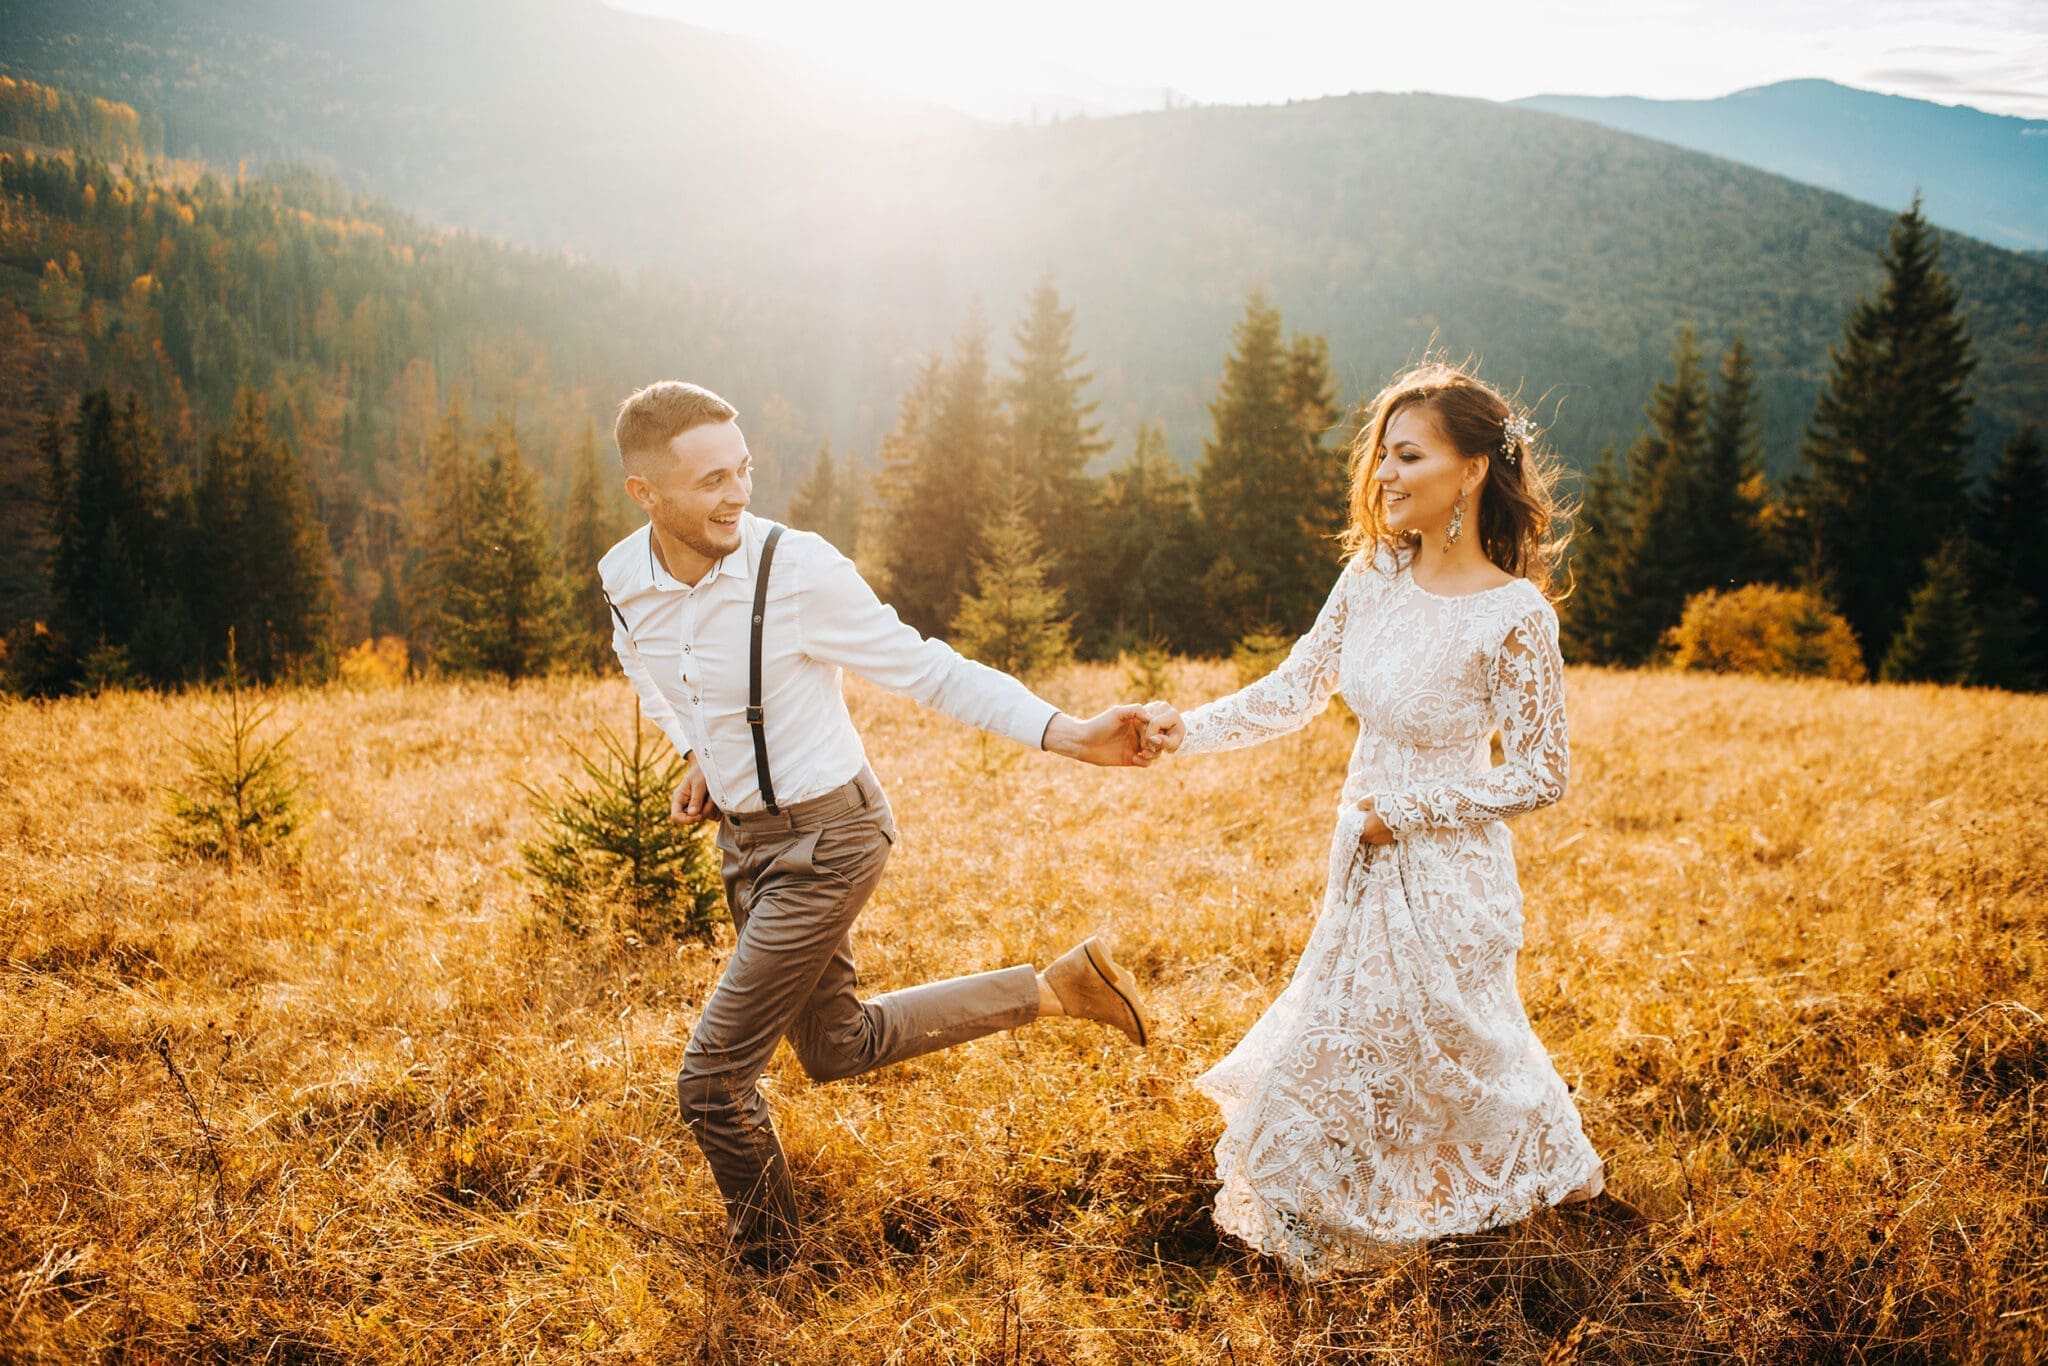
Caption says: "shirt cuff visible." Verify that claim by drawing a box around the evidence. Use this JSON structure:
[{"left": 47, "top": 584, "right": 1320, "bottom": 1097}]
[
  {"left": 651, "top": 718, "right": 693, "bottom": 762},
  {"left": 1011, "top": 697, "right": 1060, "bottom": 751}
]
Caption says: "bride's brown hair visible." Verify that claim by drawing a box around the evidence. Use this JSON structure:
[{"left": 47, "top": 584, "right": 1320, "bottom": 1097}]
[{"left": 1342, "top": 359, "right": 1569, "bottom": 596}]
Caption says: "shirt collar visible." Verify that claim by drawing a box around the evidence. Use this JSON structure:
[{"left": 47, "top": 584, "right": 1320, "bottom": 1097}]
[{"left": 642, "top": 512, "right": 756, "bottom": 592}]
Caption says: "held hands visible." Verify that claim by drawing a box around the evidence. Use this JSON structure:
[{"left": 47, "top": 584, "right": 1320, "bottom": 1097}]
[
  {"left": 1140, "top": 701, "right": 1184, "bottom": 755},
  {"left": 675, "top": 704, "right": 1185, "bottom": 808},
  {"left": 1044, "top": 704, "right": 1176, "bottom": 767}
]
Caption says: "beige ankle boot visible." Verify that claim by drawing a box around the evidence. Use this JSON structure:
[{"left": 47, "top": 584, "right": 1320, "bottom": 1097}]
[{"left": 1044, "top": 937, "right": 1151, "bottom": 1046}]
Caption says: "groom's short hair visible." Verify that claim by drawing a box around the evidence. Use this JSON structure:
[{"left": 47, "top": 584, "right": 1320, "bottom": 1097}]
[{"left": 615, "top": 382, "right": 738, "bottom": 476}]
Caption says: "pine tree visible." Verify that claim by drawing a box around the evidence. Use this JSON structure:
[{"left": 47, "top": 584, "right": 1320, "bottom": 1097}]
[
  {"left": 949, "top": 501, "right": 1073, "bottom": 685},
  {"left": 116, "top": 393, "right": 200, "bottom": 684},
  {"left": 1608, "top": 326, "right": 1713, "bottom": 663},
  {"left": 1586, "top": 332, "right": 1791, "bottom": 667},
  {"left": 1983, "top": 426, "right": 2048, "bottom": 615},
  {"left": 1197, "top": 290, "right": 1319, "bottom": 642},
  {"left": 1799, "top": 198, "right": 1978, "bottom": 671},
  {"left": 1698, "top": 336, "right": 1776, "bottom": 588},
  {"left": 47, "top": 389, "right": 189, "bottom": 684},
  {"left": 874, "top": 312, "right": 1004, "bottom": 635},
  {"left": 1081, "top": 420, "right": 1209, "bottom": 655},
  {"left": 195, "top": 389, "right": 335, "bottom": 681},
  {"left": 36, "top": 405, "right": 65, "bottom": 529},
  {"left": 1281, "top": 331, "right": 1350, "bottom": 599},
  {"left": 407, "top": 397, "right": 477, "bottom": 668},
  {"left": 1971, "top": 424, "right": 2048, "bottom": 689},
  {"left": 789, "top": 441, "right": 839, "bottom": 543},
  {"left": 1880, "top": 540, "right": 1979, "bottom": 684},
  {"left": 788, "top": 441, "right": 861, "bottom": 555},
  {"left": 433, "top": 424, "right": 568, "bottom": 679},
  {"left": 50, "top": 390, "right": 151, "bottom": 664},
  {"left": 873, "top": 356, "right": 948, "bottom": 634},
  {"left": 1971, "top": 593, "right": 2039, "bottom": 692},
  {"left": 1559, "top": 446, "right": 1629, "bottom": 664},
  {"left": 559, "top": 419, "right": 617, "bottom": 672},
  {"left": 1002, "top": 274, "right": 1108, "bottom": 597},
  {"left": 520, "top": 703, "right": 724, "bottom": 944},
  {"left": 14, "top": 408, "right": 76, "bottom": 694},
  {"left": 161, "top": 632, "right": 304, "bottom": 870},
  {"left": 368, "top": 564, "right": 405, "bottom": 641}
]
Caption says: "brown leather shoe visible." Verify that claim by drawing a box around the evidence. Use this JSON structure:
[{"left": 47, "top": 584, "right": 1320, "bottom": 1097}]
[{"left": 1045, "top": 937, "right": 1151, "bottom": 1046}]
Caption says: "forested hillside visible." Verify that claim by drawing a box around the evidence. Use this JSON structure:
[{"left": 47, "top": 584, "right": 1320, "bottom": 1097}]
[
  {"left": 0, "top": 98, "right": 829, "bottom": 644},
  {"left": 3, "top": 0, "right": 2043, "bottom": 472}
]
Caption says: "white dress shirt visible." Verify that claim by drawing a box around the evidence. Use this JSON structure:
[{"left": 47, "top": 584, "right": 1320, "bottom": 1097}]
[{"left": 600, "top": 512, "right": 1060, "bottom": 814}]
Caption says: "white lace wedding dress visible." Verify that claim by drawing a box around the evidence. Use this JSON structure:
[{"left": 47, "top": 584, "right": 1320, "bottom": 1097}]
[{"left": 1179, "top": 544, "right": 1603, "bottom": 1277}]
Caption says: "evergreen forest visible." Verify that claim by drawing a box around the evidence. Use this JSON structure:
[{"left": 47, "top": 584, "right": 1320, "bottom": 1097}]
[{"left": 2, "top": 67, "right": 2042, "bottom": 695}]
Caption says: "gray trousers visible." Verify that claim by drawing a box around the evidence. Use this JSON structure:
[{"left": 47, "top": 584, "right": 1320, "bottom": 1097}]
[{"left": 677, "top": 768, "right": 1042, "bottom": 1260}]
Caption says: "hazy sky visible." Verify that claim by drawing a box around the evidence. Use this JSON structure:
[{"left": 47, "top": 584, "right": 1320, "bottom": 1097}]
[{"left": 616, "top": 0, "right": 2048, "bottom": 121}]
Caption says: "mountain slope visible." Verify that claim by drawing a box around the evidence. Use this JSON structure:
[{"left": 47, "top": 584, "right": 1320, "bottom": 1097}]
[
  {"left": 1518, "top": 80, "right": 2048, "bottom": 252},
  {"left": 1, "top": 3, "right": 2043, "bottom": 475},
  {"left": 0, "top": 0, "right": 973, "bottom": 264},
  {"left": 768, "top": 91, "right": 2048, "bottom": 472}
]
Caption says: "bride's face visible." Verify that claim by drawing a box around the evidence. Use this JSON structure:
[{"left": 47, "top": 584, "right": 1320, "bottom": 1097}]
[{"left": 1374, "top": 403, "right": 1483, "bottom": 538}]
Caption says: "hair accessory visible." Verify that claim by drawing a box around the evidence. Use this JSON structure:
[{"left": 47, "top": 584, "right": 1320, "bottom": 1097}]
[{"left": 1499, "top": 412, "right": 1532, "bottom": 466}]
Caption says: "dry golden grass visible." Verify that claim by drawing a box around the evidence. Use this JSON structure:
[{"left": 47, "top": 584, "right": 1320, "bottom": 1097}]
[{"left": 3, "top": 662, "right": 2046, "bottom": 1363}]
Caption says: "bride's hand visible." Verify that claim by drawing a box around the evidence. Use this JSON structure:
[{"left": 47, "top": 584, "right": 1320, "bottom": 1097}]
[
  {"left": 1140, "top": 700, "right": 1184, "bottom": 756},
  {"left": 1357, "top": 796, "right": 1395, "bottom": 845}
]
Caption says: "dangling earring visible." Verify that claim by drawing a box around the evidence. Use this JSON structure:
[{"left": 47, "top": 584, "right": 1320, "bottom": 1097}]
[{"left": 1443, "top": 489, "right": 1466, "bottom": 551}]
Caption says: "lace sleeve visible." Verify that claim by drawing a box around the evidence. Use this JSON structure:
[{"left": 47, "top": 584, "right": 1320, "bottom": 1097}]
[
  {"left": 1374, "top": 602, "right": 1568, "bottom": 834},
  {"left": 1178, "top": 563, "right": 1356, "bottom": 755}
]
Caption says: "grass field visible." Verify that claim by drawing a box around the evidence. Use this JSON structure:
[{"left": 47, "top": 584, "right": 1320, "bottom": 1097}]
[{"left": 4, "top": 662, "right": 2046, "bottom": 1363}]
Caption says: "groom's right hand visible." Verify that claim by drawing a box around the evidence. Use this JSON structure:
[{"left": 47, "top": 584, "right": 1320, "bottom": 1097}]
[
  {"left": 671, "top": 762, "right": 717, "bottom": 824},
  {"left": 1043, "top": 705, "right": 1162, "bottom": 766}
]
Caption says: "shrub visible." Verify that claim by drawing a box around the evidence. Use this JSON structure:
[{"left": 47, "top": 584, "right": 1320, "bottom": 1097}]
[
  {"left": 1120, "top": 636, "right": 1171, "bottom": 700},
  {"left": 519, "top": 707, "right": 724, "bottom": 943},
  {"left": 160, "top": 634, "right": 304, "bottom": 869},
  {"left": 338, "top": 635, "right": 410, "bottom": 689},
  {"left": 1664, "top": 584, "right": 1866, "bottom": 681}
]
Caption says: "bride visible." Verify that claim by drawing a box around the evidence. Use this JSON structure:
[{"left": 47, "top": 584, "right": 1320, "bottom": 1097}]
[{"left": 1144, "top": 360, "right": 1604, "bottom": 1277}]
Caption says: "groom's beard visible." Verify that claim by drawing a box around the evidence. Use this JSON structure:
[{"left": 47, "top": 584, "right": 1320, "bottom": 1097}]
[{"left": 655, "top": 499, "right": 743, "bottom": 563}]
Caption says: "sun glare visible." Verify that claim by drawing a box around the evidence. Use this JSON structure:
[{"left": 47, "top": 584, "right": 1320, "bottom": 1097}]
[{"left": 613, "top": 0, "right": 2048, "bottom": 120}]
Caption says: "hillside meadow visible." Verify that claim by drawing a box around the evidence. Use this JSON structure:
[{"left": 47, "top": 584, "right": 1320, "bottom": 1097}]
[{"left": 3, "top": 662, "right": 2046, "bottom": 1363}]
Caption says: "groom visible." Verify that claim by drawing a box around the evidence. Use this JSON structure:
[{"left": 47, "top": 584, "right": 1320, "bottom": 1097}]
[{"left": 601, "top": 381, "right": 1158, "bottom": 1271}]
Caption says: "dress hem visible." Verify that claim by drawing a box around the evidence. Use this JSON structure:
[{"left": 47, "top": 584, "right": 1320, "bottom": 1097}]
[{"left": 1194, "top": 1075, "right": 1605, "bottom": 1282}]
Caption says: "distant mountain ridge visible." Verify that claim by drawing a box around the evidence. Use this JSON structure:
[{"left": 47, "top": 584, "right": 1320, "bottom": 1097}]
[
  {"left": 0, "top": 3, "right": 2042, "bottom": 476},
  {"left": 1517, "top": 80, "right": 2048, "bottom": 251}
]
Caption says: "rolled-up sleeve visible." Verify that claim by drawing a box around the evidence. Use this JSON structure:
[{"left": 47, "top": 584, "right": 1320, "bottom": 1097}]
[{"left": 795, "top": 547, "right": 1059, "bottom": 750}]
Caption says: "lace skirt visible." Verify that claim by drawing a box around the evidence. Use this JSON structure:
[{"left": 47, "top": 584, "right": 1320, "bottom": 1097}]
[{"left": 1193, "top": 807, "right": 1603, "bottom": 1278}]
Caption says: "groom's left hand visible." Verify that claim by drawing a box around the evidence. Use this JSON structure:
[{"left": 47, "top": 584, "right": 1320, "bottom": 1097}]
[{"left": 1044, "top": 705, "right": 1162, "bottom": 767}]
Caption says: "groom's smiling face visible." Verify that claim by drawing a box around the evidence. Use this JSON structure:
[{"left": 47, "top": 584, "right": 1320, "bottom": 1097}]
[{"left": 630, "top": 418, "right": 753, "bottom": 566}]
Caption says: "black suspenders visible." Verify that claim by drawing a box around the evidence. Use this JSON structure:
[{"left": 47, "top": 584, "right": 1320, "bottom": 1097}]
[
  {"left": 747, "top": 524, "right": 785, "bottom": 813},
  {"left": 602, "top": 522, "right": 787, "bottom": 814}
]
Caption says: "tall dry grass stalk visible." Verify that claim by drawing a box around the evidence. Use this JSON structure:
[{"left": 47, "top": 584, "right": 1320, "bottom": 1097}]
[{"left": 3, "top": 664, "right": 2045, "bottom": 1362}]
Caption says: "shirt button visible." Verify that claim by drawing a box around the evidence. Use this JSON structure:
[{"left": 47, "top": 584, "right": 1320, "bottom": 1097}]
[{"left": 683, "top": 645, "right": 691, "bottom": 653}]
